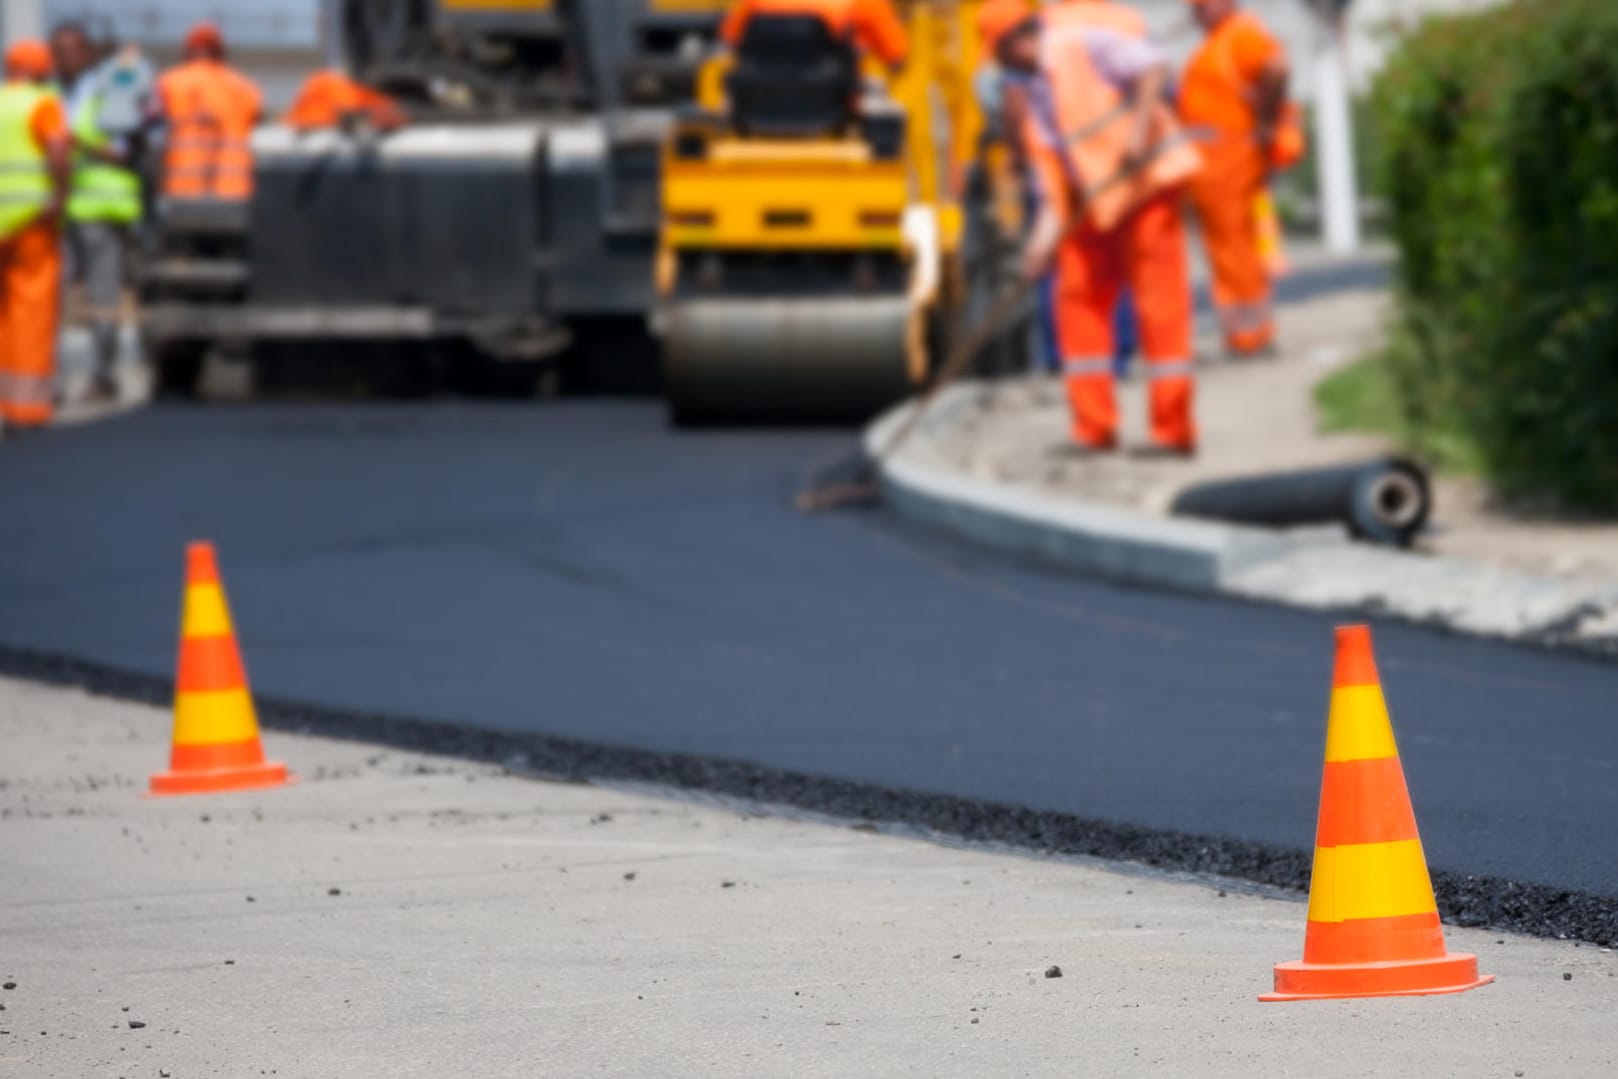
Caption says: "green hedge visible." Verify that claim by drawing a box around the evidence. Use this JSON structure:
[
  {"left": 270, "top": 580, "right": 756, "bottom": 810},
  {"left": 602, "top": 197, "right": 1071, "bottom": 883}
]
[{"left": 1372, "top": 0, "right": 1618, "bottom": 509}]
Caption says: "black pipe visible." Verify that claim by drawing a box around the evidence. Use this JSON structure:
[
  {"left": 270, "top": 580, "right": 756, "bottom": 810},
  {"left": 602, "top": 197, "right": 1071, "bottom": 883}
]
[{"left": 1169, "top": 457, "right": 1432, "bottom": 547}]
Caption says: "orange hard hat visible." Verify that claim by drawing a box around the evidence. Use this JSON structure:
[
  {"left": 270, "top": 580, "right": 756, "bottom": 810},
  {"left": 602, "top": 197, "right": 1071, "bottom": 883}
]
[
  {"left": 184, "top": 21, "right": 225, "bottom": 56},
  {"left": 977, "top": 0, "right": 1033, "bottom": 58},
  {"left": 5, "top": 39, "right": 52, "bottom": 80}
]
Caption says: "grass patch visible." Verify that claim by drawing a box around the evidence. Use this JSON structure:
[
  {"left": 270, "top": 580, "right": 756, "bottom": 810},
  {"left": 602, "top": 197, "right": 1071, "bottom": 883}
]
[
  {"left": 1314, "top": 356, "right": 1399, "bottom": 437},
  {"left": 1313, "top": 350, "right": 1485, "bottom": 476}
]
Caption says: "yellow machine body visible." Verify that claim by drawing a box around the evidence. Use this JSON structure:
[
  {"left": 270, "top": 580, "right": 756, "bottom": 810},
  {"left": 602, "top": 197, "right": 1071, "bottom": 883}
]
[
  {"left": 664, "top": 140, "right": 908, "bottom": 252},
  {"left": 657, "top": 1, "right": 999, "bottom": 421}
]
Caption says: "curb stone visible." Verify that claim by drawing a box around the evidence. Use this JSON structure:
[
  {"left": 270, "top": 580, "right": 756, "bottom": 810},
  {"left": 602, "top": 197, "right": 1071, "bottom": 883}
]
[{"left": 868, "top": 386, "right": 1618, "bottom": 653}]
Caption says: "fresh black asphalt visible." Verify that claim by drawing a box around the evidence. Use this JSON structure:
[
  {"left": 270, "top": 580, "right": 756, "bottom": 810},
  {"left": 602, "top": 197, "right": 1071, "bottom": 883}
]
[{"left": 2, "top": 399, "right": 1616, "bottom": 931}]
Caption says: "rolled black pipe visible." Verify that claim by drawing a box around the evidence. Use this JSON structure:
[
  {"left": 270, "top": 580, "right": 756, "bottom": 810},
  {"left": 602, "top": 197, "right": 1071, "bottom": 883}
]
[{"left": 1169, "top": 457, "right": 1432, "bottom": 547}]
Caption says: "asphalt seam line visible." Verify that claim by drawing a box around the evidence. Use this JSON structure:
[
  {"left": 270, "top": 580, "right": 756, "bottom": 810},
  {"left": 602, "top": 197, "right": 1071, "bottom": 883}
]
[{"left": 3, "top": 642, "right": 1613, "bottom": 948}]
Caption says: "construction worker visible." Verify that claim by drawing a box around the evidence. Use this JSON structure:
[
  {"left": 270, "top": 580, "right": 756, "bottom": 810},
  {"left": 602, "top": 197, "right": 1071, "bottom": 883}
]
[
  {"left": 0, "top": 41, "right": 71, "bottom": 431},
  {"left": 53, "top": 21, "right": 145, "bottom": 404},
  {"left": 975, "top": 0, "right": 1057, "bottom": 372},
  {"left": 1179, "top": 0, "right": 1296, "bottom": 358},
  {"left": 992, "top": 7, "right": 1202, "bottom": 454},
  {"left": 283, "top": 70, "right": 406, "bottom": 133},
  {"left": 156, "top": 22, "right": 263, "bottom": 201},
  {"left": 720, "top": 0, "right": 910, "bottom": 70}
]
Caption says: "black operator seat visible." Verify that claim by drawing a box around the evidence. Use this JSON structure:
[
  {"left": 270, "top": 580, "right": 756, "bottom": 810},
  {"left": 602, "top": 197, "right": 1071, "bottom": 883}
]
[{"left": 726, "top": 14, "right": 860, "bottom": 138}]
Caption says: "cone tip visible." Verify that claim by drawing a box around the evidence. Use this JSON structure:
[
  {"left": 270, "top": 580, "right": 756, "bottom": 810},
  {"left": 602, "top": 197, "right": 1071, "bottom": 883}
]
[
  {"left": 186, "top": 541, "right": 219, "bottom": 584},
  {"left": 1336, "top": 623, "right": 1371, "bottom": 647},
  {"left": 1333, "top": 624, "right": 1379, "bottom": 688}
]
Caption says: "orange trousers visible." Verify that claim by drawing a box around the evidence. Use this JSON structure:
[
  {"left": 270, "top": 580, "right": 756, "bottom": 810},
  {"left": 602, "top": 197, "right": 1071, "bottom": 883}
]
[
  {"left": 0, "top": 219, "right": 61, "bottom": 428},
  {"left": 1187, "top": 146, "right": 1275, "bottom": 354},
  {"left": 1054, "top": 191, "right": 1196, "bottom": 450}
]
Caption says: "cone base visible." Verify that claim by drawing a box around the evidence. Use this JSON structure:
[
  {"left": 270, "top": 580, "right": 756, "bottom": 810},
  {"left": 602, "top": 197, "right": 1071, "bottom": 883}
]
[
  {"left": 1260, "top": 952, "right": 1493, "bottom": 1002},
  {"left": 148, "top": 760, "right": 291, "bottom": 798}
]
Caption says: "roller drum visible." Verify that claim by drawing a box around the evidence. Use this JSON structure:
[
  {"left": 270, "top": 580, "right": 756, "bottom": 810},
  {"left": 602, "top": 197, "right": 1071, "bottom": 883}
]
[{"left": 663, "top": 296, "right": 917, "bottom": 422}]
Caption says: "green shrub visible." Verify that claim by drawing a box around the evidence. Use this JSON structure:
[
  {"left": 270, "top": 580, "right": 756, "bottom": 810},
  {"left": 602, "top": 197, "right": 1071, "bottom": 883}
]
[{"left": 1371, "top": 0, "right": 1618, "bottom": 509}]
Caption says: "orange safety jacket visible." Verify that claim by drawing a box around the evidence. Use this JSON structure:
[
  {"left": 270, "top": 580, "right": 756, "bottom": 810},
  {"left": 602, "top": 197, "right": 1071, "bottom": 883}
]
[
  {"left": 1179, "top": 9, "right": 1303, "bottom": 172},
  {"left": 283, "top": 70, "right": 407, "bottom": 133},
  {"left": 1022, "top": 4, "right": 1200, "bottom": 232},
  {"left": 157, "top": 59, "right": 262, "bottom": 200},
  {"left": 721, "top": 0, "right": 910, "bottom": 68}
]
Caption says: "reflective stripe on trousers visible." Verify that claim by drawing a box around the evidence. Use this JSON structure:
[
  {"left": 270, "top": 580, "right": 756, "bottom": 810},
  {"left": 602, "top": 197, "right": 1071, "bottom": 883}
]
[
  {"left": 1062, "top": 356, "right": 1112, "bottom": 378},
  {"left": 1146, "top": 359, "right": 1195, "bottom": 381},
  {"left": 0, "top": 367, "right": 52, "bottom": 404}
]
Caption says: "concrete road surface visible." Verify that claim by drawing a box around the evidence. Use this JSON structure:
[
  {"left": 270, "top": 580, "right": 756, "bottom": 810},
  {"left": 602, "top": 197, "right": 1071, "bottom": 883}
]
[{"left": 3, "top": 676, "right": 1615, "bottom": 1077}]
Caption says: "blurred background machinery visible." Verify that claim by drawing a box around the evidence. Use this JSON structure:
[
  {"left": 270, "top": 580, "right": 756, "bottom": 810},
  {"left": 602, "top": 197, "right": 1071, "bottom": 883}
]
[
  {"left": 142, "top": 0, "right": 730, "bottom": 396},
  {"left": 655, "top": 0, "right": 1009, "bottom": 422}
]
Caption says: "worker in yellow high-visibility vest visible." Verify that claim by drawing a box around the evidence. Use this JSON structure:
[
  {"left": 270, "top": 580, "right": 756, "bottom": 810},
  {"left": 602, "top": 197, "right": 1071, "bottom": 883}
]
[
  {"left": 53, "top": 21, "right": 146, "bottom": 404},
  {"left": 0, "top": 40, "right": 72, "bottom": 432}
]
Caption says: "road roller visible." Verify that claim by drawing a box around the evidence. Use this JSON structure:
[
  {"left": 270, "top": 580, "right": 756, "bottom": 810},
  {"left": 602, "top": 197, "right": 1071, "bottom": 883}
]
[{"left": 655, "top": 1, "right": 993, "bottom": 423}]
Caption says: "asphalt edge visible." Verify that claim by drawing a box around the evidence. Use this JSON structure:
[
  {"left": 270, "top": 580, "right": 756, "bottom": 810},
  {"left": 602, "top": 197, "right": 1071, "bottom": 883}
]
[
  {"left": 867, "top": 388, "right": 1618, "bottom": 658},
  {"left": 869, "top": 389, "right": 1297, "bottom": 593},
  {"left": 3, "top": 641, "right": 1612, "bottom": 949}
]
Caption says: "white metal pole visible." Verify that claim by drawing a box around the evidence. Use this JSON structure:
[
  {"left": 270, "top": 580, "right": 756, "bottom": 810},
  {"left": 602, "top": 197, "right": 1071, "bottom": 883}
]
[
  {"left": 1314, "top": 6, "right": 1361, "bottom": 253},
  {"left": 1, "top": 0, "right": 45, "bottom": 46},
  {"left": 320, "top": 0, "right": 346, "bottom": 70}
]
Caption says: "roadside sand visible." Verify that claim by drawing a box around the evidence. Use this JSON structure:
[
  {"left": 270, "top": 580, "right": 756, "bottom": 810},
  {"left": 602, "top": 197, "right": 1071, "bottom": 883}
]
[{"left": 3, "top": 675, "right": 1615, "bottom": 1076}]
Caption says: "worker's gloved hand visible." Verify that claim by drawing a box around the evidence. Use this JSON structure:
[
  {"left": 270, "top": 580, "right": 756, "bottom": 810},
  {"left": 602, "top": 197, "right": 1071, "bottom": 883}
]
[
  {"left": 1019, "top": 203, "right": 1064, "bottom": 283},
  {"left": 1019, "top": 240, "right": 1054, "bottom": 284},
  {"left": 1121, "top": 126, "right": 1153, "bottom": 176}
]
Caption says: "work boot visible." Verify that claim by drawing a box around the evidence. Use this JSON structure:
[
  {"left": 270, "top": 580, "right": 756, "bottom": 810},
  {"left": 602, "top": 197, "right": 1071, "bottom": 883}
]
[
  {"left": 1225, "top": 329, "right": 1279, "bottom": 361},
  {"left": 82, "top": 372, "right": 120, "bottom": 406},
  {"left": 1227, "top": 343, "right": 1280, "bottom": 362},
  {"left": 1129, "top": 440, "right": 1197, "bottom": 461},
  {"left": 1057, "top": 435, "right": 1118, "bottom": 459}
]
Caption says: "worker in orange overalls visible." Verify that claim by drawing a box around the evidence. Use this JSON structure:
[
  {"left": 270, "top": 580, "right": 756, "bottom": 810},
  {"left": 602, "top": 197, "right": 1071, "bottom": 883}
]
[
  {"left": 991, "top": 7, "right": 1202, "bottom": 454},
  {"left": 155, "top": 23, "right": 263, "bottom": 201},
  {"left": 283, "top": 70, "right": 407, "bottom": 132},
  {"left": 0, "top": 41, "right": 72, "bottom": 432},
  {"left": 1179, "top": 0, "right": 1297, "bottom": 358},
  {"left": 721, "top": 0, "right": 910, "bottom": 70}
]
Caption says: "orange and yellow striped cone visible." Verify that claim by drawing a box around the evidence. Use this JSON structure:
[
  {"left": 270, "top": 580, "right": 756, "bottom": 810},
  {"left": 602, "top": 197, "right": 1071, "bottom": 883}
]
[
  {"left": 1260, "top": 624, "right": 1493, "bottom": 1001},
  {"left": 149, "top": 542, "right": 291, "bottom": 797}
]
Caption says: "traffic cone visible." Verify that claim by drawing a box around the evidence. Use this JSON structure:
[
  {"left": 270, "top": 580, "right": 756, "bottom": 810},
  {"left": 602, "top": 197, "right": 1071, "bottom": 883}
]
[
  {"left": 1260, "top": 624, "right": 1492, "bottom": 1001},
  {"left": 149, "top": 542, "right": 291, "bottom": 797}
]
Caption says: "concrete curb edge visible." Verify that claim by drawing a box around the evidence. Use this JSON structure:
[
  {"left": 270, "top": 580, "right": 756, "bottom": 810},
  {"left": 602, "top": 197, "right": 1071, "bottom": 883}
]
[{"left": 867, "top": 387, "right": 1618, "bottom": 652}]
